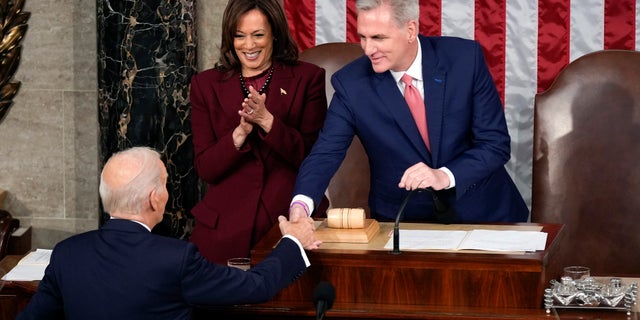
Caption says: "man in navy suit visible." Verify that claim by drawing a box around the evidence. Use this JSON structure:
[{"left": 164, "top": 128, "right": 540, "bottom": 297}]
[
  {"left": 290, "top": 0, "right": 528, "bottom": 223},
  {"left": 18, "top": 147, "right": 320, "bottom": 320}
]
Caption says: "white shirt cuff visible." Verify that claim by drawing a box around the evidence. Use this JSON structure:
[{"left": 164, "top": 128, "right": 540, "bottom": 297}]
[
  {"left": 438, "top": 167, "right": 456, "bottom": 189},
  {"left": 282, "top": 234, "right": 310, "bottom": 267},
  {"left": 291, "top": 194, "right": 315, "bottom": 217}
]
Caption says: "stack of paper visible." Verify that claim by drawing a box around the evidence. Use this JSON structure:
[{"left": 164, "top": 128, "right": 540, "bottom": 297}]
[
  {"left": 384, "top": 229, "right": 548, "bottom": 252},
  {"left": 2, "top": 248, "right": 52, "bottom": 281}
]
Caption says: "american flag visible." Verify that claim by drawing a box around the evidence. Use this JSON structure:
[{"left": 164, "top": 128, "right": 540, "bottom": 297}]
[{"left": 283, "top": 0, "right": 639, "bottom": 207}]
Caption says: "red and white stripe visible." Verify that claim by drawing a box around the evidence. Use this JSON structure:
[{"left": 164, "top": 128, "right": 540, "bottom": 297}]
[{"left": 283, "top": 0, "right": 639, "bottom": 208}]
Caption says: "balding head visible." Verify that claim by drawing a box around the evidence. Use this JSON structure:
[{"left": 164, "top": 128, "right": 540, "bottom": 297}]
[{"left": 99, "top": 147, "right": 167, "bottom": 223}]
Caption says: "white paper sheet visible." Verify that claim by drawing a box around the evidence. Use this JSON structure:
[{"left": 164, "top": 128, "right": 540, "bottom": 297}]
[
  {"left": 457, "top": 229, "right": 547, "bottom": 251},
  {"left": 384, "top": 229, "right": 547, "bottom": 252},
  {"left": 2, "top": 249, "right": 52, "bottom": 281},
  {"left": 384, "top": 230, "right": 469, "bottom": 250}
]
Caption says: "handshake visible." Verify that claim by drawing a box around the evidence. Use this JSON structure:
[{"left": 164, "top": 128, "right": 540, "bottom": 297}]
[{"left": 278, "top": 208, "right": 321, "bottom": 250}]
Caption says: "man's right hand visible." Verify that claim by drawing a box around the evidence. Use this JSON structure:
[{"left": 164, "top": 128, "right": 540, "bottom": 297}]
[
  {"left": 288, "top": 204, "right": 308, "bottom": 222},
  {"left": 278, "top": 215, "right": 322, "bottom": 250},
  {"left": 398, "top": 162, "right": 450, "bottom": 191}
]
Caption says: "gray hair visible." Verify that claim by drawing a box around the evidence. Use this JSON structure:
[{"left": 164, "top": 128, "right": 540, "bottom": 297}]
[
  {"left": 356, "top": 0, "right": 419, "bottom": 27},
  {"left": 99, "top": 147, "right": 164, "bottom": 215}
]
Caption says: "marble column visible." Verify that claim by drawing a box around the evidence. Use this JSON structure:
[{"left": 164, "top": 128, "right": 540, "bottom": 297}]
[{"left": 97, "top": 0, "right": 202, "bottom": 239}]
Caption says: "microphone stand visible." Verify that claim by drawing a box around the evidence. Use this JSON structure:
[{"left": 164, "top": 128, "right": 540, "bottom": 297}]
[
  {"left": 391, "top": 188, "right": 423, "bottom": 255},
  {"left": 391, "top": 187, "right": 449, "bottom": 254}
]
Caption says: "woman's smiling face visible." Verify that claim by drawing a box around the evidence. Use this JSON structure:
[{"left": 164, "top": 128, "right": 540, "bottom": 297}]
[{"left": 234, "top": 9, "right": 274, "bottom": 77}]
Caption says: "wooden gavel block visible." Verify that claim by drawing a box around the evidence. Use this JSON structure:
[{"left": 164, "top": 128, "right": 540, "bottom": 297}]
[{"left": 326, "top": 208, "right": 365, "bottom": 229}]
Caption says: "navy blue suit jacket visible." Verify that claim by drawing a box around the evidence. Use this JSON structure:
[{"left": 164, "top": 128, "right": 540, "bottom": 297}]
[
  {"left": 294, "top": 36, "right": 528, "bottom": 222},
  {"left": 17, "top": 219, "right": 306, "bottom": 320}
]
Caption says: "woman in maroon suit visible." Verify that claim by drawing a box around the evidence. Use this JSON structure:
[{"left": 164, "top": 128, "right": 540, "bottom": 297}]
[{"left": 189, "top": 0, "right": 328, "bottom": 264}]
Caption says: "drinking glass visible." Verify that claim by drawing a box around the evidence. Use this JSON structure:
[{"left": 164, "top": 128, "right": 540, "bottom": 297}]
[
  {"left": 563, "top": 266, "right": 590, "bottom": 280},
  {"left": 227, "top": 257, "right": 251, "bottom": 271}
]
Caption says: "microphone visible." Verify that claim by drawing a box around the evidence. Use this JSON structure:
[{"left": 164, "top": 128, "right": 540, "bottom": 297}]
[
  {"left": 392, "top": 188, "right": 450, "bottom": 254},
  {"left": 392, "top": 188, "right": 421, "bottom": 254},
  {"left": 313, "top": 281, "right": 335, "bottom": 320}
]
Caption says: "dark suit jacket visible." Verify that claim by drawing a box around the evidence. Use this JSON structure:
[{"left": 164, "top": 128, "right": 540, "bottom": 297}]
[
  {"left": 17, "top": 219, "right": 306, "bottom": 320},
  {"left": 189, "top": 61, "right": 327, "bottom": 263},
  {"left": 294, "top": 36, "right": 528, "bottom": 223}
]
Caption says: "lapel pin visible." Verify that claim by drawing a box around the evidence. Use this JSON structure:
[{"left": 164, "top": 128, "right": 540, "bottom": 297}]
[{"left": 280, "top": 88, "right": 287, "bottom": 95}]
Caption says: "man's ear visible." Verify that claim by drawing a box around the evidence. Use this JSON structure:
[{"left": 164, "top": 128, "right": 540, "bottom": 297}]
[
  {"left": 407, "top": 19, "right": 418, "bottom": 42},
  {"left": 149, "top": 189, "right": 159, "bottom": 212}
]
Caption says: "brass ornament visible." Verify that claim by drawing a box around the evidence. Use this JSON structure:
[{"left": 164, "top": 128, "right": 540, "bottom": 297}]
[{"left": 0, "top": 0, "right": 30, "bottom": 124}]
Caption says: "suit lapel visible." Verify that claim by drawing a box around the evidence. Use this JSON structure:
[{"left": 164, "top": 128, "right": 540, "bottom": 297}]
[
  {"left": 261, "top": 62, "right": 295, "bottom": 160},
  {"left": 215, "top": 72, "right": 245, "bottom": 120},
  {"left": 421, "top": 36, "right": 446, "bottom": 167},
  {"left": 373, "top": 72, "right": 431, "bottom": 162},
  {"left": 265, "top": 62, "right": 295, "bottom": 121}
]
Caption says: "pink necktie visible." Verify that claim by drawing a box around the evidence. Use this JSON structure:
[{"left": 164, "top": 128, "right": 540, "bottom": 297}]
[{"left": 401, "top": 74, "right": 430, "bottom": 150}]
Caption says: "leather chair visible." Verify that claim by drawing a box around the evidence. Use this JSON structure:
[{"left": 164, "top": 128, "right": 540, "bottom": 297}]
[
  {"left": 0, "top": 209, "right": 19, "bottom": 260},
  {"left": 299, "top": 43, "right": 371, "bottom": 216},
  {"left": 531, "top": 50, "right": 640, "bottom": 277}
]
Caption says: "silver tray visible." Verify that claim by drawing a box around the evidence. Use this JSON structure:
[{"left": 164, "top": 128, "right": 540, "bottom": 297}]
[{"left": 544, "top": 276, "right": 638, "bottom": 315}]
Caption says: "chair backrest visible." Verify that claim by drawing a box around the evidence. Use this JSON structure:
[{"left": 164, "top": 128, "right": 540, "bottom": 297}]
[
  {"left": 531, "top": 50, "right": 640, "bottom": 277},
  {"left": 0, "top": 209, "right": 19, "bottom": 260},
  {"left": 299, "top": 42, "right": 371, "bottom": 216}
]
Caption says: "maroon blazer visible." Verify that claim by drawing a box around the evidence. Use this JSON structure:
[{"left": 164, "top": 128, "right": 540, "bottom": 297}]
[{"left": 189, "top": 61, "right": 327, "bottom": 263}]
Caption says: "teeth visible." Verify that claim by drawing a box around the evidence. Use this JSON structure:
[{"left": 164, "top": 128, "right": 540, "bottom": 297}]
[{"left": 245, "top": 52, "right": 259, "bottom": 58}]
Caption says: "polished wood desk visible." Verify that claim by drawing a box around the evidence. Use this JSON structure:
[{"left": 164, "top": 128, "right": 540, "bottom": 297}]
[
  {"left": 208, "top": 222, "right": 638, "bottom": 319},
  {"left": 0, "top": 255, "right": 38, "bottom": 320},
  {"left": 2, "top": 224, "right": 637, "bottom": 320},
  {"left": 260, "top": 222, "right": 562, "bottom": 308},
  {"left": 208, "top": 301, "right": 638, "bottom": 319}
]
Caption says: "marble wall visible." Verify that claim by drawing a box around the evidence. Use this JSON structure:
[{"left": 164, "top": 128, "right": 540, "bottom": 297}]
[
  {"left": 97, "top": 0, "right": 201, "bottom": 239},
  {"left": 0, "top": 0, "right": 226, "bottom": 249}
]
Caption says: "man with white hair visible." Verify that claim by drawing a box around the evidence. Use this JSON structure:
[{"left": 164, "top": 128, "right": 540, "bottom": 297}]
[{"left": 19, "top": 146, "right": 318, "bottom": 320}]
